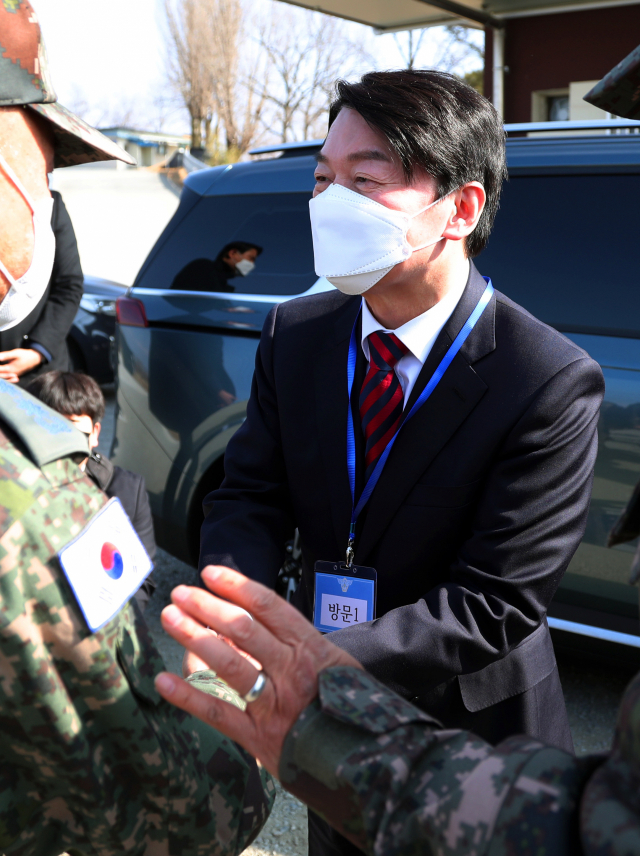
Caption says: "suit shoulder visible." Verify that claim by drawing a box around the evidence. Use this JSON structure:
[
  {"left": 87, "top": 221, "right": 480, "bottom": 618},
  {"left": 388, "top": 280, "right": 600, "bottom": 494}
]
[
  {"left": 273, "top": 289, "right": 354, "bottom": 330},
  {"left": 494, "top": 290, "right": 600, "bottom": 373}
]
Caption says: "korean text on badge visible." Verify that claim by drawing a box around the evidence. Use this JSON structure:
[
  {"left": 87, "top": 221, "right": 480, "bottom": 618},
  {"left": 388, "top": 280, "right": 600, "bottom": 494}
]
[{"left": 313, "top": 569, "right": 375, "bottom": 633}]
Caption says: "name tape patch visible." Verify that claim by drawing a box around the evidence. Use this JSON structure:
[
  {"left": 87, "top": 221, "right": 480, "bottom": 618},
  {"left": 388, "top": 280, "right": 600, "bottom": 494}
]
[{"left": 58, "top": 497, "right": 153, "bottom": 632}]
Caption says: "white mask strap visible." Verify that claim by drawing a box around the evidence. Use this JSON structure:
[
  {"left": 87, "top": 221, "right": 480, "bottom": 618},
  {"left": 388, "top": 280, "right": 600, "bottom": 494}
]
[
  {"left": 408, "top": 189, "right": 457, "bottom": 253},
  {"left": 0, "top": 151, "right": 36, "bottom": 213},
  {"left": 410, "top": 194, "right": 444, "bottom": 219},
  {"left": 411, "top": 236, "right": 445, "bottom": 253},
  {"left": 0, "top": 256, "right": 16, "bottom": 288}
]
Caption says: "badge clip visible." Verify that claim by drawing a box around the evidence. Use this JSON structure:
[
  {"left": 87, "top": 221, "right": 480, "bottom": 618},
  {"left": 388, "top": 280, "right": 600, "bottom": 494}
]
[{"left": 345, "top": 522, "right": 356, "bottom": 567}]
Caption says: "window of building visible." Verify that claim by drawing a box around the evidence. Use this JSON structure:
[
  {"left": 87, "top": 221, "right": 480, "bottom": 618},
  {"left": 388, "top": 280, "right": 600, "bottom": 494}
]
[
  {"left": 531, "top": 88, "right": 570, "bottom": 122},
  {"left": 547, "top": 95, "right": 569, "bottom": 121}
]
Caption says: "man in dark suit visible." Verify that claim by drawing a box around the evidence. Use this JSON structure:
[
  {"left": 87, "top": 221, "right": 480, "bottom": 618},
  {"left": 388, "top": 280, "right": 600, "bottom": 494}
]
[
  {"left": 199, "top": 69, "right": 604, "bottom": 856},
  {"left": 171, "top": 241, "right": 263, "bottom": 293},
  {"left": 0, "top": 189, "right": 83, "bottom": 386}
]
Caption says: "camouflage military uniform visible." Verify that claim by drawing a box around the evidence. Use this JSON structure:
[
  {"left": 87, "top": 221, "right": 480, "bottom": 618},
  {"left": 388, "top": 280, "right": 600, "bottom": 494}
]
[
  {"left": 280, "top": 665, "right": 640, "bottom": 855},
  {"left": 0, "top": 379, "right": 274, "bottom": 855}
]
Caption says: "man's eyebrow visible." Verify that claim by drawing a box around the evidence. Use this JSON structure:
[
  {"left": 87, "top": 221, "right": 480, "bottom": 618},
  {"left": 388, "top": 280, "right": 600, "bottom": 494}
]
[{"left": 314, "top": 149, "right": 392, "bottom": 165}]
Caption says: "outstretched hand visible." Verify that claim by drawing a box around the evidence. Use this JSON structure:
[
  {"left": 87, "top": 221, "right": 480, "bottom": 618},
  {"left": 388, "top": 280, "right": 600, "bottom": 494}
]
[{"left": 155, "top": 565, "right": 362, "bottom": 776}]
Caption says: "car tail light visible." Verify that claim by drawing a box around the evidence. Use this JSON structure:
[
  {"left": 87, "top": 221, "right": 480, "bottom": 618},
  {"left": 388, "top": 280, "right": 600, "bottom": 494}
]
[{"left": 116, "top": 296, "right": 148, "bottom": 328}]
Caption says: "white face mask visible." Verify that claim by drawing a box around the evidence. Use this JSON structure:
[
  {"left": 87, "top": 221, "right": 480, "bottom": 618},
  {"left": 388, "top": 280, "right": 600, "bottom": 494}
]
[
  {"left": 309, "top": 182, "right": 453, "bottom": 296},
  {"left": 0, "top": 151, "right": 55, "bottom": 331},
  {"left": 235, "top": 257, "right": 255, "bottom": 277}
]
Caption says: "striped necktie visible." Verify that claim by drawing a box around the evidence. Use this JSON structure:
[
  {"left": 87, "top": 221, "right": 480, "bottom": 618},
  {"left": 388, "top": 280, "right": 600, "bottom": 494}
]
[{"left": 359, "top": 331, "right": 409, "bottom": 482}]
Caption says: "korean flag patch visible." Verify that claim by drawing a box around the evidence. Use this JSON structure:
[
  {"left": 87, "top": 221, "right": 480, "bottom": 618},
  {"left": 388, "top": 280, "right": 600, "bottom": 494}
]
[{"left": 58, "top": 497, "right": 153, "bottom": 632}]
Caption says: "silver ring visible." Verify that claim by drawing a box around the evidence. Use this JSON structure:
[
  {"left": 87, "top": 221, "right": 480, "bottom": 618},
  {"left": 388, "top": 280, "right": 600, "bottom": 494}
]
[{"left": 242, "top": 672, "right": 267, "bottom": 704}]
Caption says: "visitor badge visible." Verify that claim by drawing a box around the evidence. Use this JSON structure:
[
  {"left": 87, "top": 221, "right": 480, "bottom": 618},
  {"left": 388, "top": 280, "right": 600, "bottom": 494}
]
[
  {"left": 313, "top": 560, "right": 377, "bottom": 634},
  {"left": 58, "top": 497, "right": 153, "bottom": 632}
]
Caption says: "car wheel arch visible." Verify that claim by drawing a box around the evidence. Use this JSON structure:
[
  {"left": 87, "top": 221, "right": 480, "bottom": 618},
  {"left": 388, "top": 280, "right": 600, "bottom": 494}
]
[{"left": 187, "top": 455, "right": 226, "bottom": 566}]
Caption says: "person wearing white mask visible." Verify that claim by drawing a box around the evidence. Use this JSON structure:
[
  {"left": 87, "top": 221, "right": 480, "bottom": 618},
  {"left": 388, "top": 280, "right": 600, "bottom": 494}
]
[
  {"left": 0, "top": 111, "right": 83, "bottom": 385},
  {"left": 171, "top": 240, "right": 263, "bottom": 293},
  {"left": 198, "top": 69, "right": 604, "bottom": 856}
]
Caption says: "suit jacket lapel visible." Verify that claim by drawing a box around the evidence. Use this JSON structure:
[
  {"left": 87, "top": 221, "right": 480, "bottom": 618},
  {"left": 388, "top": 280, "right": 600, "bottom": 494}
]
[
  {"left": 356, "top": 264, "right": 496, "bottom": 563},
  {"left": 313, "top": 296, "right": 361, "bottom": 556}
]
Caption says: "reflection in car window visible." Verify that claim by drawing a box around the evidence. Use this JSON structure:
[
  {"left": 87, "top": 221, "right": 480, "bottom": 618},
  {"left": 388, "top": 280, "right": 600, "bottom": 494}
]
[
  {"left": 139, "top": 193, "right": 317, "bottom": 296},
  {"left": 476, "top": 174, "right": 640, "bottom": 335}
]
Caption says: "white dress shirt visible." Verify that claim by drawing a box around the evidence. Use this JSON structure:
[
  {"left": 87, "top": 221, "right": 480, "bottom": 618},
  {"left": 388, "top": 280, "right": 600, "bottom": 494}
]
[{"left": 361, "top": 267, "right": 468, "bottom": 407}]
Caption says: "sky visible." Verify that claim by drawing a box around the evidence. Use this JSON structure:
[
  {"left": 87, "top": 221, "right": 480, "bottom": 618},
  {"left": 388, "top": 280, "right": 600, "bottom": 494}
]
[
  {"left": 34, "top": 0, "right": 483, "bottom": 136},
  {"left": 35, "top": 0, "right": 172, "bottom": 126}
]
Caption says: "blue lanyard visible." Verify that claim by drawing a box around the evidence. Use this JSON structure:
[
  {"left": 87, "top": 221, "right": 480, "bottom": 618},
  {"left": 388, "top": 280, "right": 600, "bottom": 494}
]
[{"left": 345, "top": 278, "right": 494, "bottom": 565}]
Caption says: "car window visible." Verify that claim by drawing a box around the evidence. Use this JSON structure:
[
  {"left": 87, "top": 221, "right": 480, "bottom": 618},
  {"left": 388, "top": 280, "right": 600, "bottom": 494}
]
[
  {"left": 476, "top": 174, "right": 640, "bottom": 336},
  {"left": 138, "top": 192, "right": 317, "bottom": 296}
]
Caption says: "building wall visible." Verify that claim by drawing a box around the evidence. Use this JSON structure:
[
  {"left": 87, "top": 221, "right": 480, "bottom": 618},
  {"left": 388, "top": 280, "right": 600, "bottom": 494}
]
[{"left": 484, "top": 4, "right": 640, "bottom": 122}]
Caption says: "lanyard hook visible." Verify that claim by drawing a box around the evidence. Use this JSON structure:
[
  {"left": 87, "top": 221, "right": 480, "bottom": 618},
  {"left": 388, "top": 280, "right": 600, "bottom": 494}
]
[
  {"left": 345, "top": 542, "right": 354, "bottom": 568},
  {"left": 345, "top": 522, "right": 355, "bottom": 568}
]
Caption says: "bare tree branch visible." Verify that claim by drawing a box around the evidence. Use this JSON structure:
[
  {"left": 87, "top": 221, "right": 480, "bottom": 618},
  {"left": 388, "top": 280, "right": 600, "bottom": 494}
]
[
  {"left": 249, "top": 6, "right": 370, "bottom": 144},
  {"left": 164, "top": 0, "right": 217, "bottom": 149},
  {"left": 163, "top": 0, "right": 268, "bottom": 159},
  {"left": 386, "top": 24, "right": 484, "bottom": 76},
  {"left": 393, "top": 28, "right": 427, "bottom": 70}
]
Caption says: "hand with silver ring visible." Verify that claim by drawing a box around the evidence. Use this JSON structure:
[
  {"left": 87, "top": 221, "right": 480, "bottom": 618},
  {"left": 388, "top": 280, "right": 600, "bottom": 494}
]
[
  {"left": 243, "top": 671, "right": 267, "bottom": 704},
  {"left": 154, "top": 565, "right": 361, "bottom": 776}
]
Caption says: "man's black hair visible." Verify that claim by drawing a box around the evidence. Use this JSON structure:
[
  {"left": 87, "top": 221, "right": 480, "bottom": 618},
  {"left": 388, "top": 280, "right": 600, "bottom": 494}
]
[
  {"left": 216, "top": 241, "right": 263, "bottom": 263},
  {"left": 27, "top": 371, "right": 105, "bottom": 424},
  {"left": 328, "top": 70, "right": 507, "bottom": 257}
]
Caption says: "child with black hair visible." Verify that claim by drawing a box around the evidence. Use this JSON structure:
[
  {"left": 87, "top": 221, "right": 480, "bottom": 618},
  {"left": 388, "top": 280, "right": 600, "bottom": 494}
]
[{"left": 27, "top": 370, "right": 156, "bottom": 612}]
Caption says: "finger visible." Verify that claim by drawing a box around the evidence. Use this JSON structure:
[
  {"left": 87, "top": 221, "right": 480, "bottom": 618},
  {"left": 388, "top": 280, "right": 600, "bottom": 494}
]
[
  {"left": 197, "top": 569, "right": 361, "bottom": 678},
  {"left": 170, "top": 586, "right": 285, "bottom": 676},
  {"left": 201, "top": 565, "right": 323, "bottom": 647},
  {"left": 218, "top": 634, "right": 262, "bottom": 670},
  {"left": 161, "top": 603, "right": 263, "bottom": 698},
  {"left": 154, "top": 671, "right": 265, "bottom": 767},
  {"left": 182, "top": 648, "right": 211, "bottom": 678}
]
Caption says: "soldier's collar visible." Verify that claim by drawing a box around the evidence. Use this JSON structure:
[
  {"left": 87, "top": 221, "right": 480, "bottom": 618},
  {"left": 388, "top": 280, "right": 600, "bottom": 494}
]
[{"left": 0, "top": 379, "right": 90, "bottom": 467}]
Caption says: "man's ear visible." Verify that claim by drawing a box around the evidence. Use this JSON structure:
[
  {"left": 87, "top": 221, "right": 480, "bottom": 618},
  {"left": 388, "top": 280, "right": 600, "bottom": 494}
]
[
  {"left": 442, "top": 182, "right": 486, "bottom": 243},
  {"left": 90, "top": 421, "right": 101, "bottom": 450}
]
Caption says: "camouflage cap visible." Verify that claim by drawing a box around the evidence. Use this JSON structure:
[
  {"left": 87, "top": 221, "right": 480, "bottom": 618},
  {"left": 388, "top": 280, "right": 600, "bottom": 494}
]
[
  {"left": 583, "top": 44, "right": 640, "bottom": 120},
  {"left": 0, "top": 0, "right": 135, "bottom": 167}
]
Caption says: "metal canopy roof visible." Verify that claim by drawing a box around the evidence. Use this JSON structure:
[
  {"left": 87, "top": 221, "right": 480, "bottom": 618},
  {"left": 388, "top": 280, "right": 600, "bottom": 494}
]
[{"left": 278, "top": 0, "right": 634, "bottom": 31}]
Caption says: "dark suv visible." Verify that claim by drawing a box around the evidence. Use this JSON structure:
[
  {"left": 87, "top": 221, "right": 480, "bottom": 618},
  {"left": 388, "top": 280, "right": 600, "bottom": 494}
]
[{"left": 113, "top": 123, "right": 640, "bottom": 651}]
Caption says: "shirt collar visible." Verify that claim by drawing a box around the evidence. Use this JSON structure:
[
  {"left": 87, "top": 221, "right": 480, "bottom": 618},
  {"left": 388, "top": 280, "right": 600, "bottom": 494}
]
[{"left": 360, "top": 267, "right": 468, "bottom": 366}]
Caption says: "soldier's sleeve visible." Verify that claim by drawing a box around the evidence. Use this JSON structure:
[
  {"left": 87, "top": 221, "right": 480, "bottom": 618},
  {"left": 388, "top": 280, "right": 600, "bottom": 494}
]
[
  {"left": 0, "top": 403, "right": 274, "bottom": 856},
  {"left": 279, "top": 666, "right": 592, "bottom": 856},
  {"left": 580, "top": 669, "right": 640, "bottom": 855}
]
